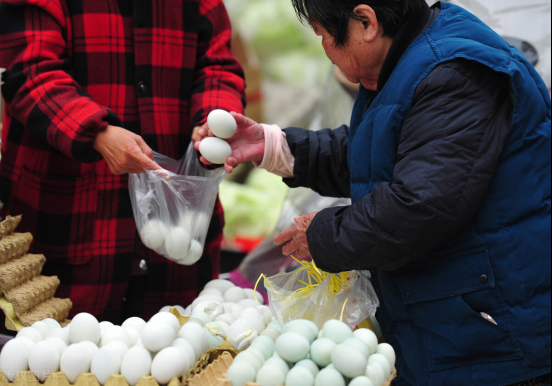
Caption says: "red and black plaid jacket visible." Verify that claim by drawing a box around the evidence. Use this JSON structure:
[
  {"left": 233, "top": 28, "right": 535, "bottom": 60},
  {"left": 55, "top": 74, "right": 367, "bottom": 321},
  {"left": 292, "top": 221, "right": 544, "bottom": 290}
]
[{"left": 0, "top": 0, "right": 245, "bottom": 320}]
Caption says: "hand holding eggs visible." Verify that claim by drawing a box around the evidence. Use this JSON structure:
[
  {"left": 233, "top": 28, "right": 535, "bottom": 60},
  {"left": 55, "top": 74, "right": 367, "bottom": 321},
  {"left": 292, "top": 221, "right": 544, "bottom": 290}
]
[{"left": 199, "top": 110, "right": 237, "bottom": 165}]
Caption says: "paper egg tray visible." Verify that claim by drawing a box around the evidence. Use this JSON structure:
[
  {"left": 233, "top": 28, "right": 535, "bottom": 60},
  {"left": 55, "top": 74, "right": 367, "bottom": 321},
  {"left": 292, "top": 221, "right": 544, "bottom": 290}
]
[{"left": 187, "top": 351, "right": 397, "bottom": 386}]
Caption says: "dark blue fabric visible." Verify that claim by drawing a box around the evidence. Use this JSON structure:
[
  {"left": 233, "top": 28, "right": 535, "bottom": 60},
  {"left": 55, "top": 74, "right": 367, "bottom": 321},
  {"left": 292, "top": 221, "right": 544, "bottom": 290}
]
[{"left": 342, "top": 3, "right": 551, "bottom": 385}]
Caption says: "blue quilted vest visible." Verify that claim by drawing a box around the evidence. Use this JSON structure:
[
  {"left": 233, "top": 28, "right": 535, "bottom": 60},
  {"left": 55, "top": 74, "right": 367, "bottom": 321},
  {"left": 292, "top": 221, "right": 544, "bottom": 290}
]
[{"left": 348, "top": 3, "right": 551, "bottom": 385}]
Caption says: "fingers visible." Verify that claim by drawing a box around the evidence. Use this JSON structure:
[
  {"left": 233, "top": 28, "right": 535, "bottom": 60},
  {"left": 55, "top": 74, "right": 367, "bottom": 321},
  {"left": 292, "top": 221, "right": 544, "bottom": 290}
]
[
  {"left": 282, "top": 239, "right": 301, "bottom": 256},
  {"left": 230, "top": 111, "right": 259, "bottom": 128},
  {"left": 274, "top": 225, "right": 296, "bottom": 246},
  {"left": 137, "top": 151, "right": 162, "bottom": 171},
  {"left": 135, "top": 135, "right": 155, "bottom": 160}
]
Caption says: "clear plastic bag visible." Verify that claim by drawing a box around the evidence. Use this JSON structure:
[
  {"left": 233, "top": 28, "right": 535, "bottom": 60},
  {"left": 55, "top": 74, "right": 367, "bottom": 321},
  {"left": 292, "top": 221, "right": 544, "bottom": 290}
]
[
  {"left": 263, "top": 267, "right": 380, "bottom": 330},
  {"left": 129, "top": 143, "right": 225, "bottom": 265}
]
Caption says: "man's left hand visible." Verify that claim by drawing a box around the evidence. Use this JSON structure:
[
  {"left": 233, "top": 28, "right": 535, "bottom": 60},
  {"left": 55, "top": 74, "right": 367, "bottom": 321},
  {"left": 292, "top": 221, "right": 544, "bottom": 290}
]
[{"left": 274, "top": 211, "right": 319, "bottom": 258}]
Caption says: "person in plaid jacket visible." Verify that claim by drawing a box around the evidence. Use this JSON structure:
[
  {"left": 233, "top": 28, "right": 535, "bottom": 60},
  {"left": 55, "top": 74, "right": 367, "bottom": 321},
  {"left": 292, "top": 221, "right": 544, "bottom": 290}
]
[{"left": 0, "top": 0, "right": 245, "bottom": 322}]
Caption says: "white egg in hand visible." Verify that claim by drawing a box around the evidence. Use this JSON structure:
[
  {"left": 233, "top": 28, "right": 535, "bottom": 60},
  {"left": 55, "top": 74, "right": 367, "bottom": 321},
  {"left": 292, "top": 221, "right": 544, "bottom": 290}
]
[
  {"left": 164, "top": 227, "right": 191, "bottom": 261},
  {"left": 207, "top": 109, "right": 237, "bottom": 139},
  {"left": 28, "top": 341, "right": 60, "bottom": 381},
  {"left": 151, "top": 347, "right": 190, "bottom": 384},
  {"left": 121, "top": 347, "right": 152, "bottom": 386},
  {"left": 0, "top": 339, "right": 30, "bottom": 382},
  {"left": 199, "top": 137, "right": 232, "bottom": 165},
  {"left": 140, "top": 219, "right": 169, "bottom": 250},
  {"left": 61, "top": 343, "right": 93, "bottom": 384}
]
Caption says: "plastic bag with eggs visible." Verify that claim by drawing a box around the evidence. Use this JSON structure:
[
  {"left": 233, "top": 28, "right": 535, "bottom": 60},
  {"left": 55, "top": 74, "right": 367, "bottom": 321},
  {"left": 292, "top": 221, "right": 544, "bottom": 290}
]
[
  {"left": 264, "top": 268, "right": 380, "bottom": 330},
  {"left": 129, "top": 142, "right": 225, "bottom": 265}
]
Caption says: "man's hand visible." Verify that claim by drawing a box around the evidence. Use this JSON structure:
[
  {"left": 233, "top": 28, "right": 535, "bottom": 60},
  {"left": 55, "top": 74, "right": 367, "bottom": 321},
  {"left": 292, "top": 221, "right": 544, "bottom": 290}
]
[
  {"left": 194, "top": 112, "right": 265, "bottom": 173},
  {"left": 94, "top": 125, "right": 162, "bottom": 175},
  {"left": 274, "top": 211, "right": 319, "bottom": 258}
]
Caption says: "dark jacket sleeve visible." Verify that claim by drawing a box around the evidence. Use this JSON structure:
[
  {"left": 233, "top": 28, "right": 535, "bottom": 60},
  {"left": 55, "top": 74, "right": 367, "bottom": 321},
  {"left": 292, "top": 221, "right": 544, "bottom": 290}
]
[
  {"left": 282, "top": 125, "right": 351, "bottom": 198},
  {"left": 307, "top": 59, "right": 513, "bottom": 273}
]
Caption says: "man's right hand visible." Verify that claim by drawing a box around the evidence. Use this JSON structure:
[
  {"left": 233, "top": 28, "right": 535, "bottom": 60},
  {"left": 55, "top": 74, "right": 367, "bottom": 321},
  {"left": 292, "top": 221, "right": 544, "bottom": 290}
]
[{"left": 94, "top": 125, "right": 162, "bottom": 175}]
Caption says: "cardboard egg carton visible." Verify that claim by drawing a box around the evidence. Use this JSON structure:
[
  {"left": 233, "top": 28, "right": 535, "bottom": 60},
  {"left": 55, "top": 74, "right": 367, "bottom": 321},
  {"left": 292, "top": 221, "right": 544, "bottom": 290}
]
[{"left": 0, "top": 215, "right": 72, "bottom": 330}]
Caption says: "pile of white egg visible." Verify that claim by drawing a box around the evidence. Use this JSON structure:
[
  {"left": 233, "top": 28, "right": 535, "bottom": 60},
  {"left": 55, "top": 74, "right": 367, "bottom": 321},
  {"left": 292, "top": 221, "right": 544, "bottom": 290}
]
[
  {"left": 198, "top": 110, "right": 236, "bottom": 165},
  {"left": 226, "top": 319, "right": 396, "bottom": 386},
  {"left": 0, "top": 279, "right": 273, "bottom": 386}
]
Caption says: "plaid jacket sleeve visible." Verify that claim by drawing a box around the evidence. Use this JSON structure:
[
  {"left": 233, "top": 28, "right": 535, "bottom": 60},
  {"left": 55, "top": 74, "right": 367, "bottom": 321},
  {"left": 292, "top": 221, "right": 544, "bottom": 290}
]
[
  {"left": 0, "top": 0, "right": 122, "bottom": 163},
  {"left": 190, "top": 0, "right": 246, "bottom": 127}
]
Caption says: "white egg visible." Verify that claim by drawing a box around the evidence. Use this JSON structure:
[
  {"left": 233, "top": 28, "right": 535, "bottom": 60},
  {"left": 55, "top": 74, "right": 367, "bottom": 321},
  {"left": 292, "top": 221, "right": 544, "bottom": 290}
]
[
  {"left": 353, "top": 328, "right": 378, "bottom": 356},
  {"left": 344, "top": 338, "right": 369, "bottom": 359},
  {"left": 265, "top": 357, "right": 289, "bottom": 376},
  {"left": 244, "top": 288, "right": 265, "bottom": 303},
  {"left": 368, "top": 354, "right": 391, "bottom": 380},
  {"left": 207, "top": 109, "right": 237, "bottom": 139},
  {"left": 283, "top": 322, "right": 315, "bottom": 344},
  {"left": 69, "top": 313, "right": 101, "bottom": 345},
  {"left": 31, "top": 321, "right": 51, "bottom": 339},
  {"left": 376, "top": 343, "right": 396, "bottom": 369},
  {"left": 226, "top": 361, "right": 256, "bottom": 386},
  {"left": 199, "top": 137, "right": 232, "bottom": 164},
  {"left": 256, "top": 364, "right": 285, "bottom": 386},
  {"left": 159, "top": 306, "right": 171, "bottom": 313},
  {"left": 183, "top": 240, "right": 203, "bottom": 265},
  {"left": 106, "top": 341, "right": 129, "bottom": 359},
  {"left": 252, "top": 336, "right": 275, "bottom": 356},
  {"left": 233, "top": 351, "right": 263, "bottom": 373},
  {"left": 322, "top": 320, "right": 353, "bottom": 344},
  {"left": 16, "top": 327, "right": 43, "bottom": 343},
  {"left": 178, "top": 323, "right": 208, "bottom": 359},
  {"left": 222, "top": 302, "right": 244, "bottom": 319},
  {"left": 60, "top": 344, "right": 93, "bottom": 384},
  {"left": 349, "top": 376, "right": 375, "bottom": 386},
  {"left": 173, "top": 305, "right": 186, "bottom": 315},
  {"left": 15, "top": 337, "right": 35, "bottom": 351},
  {"left": 91, "top": 347, "right": 122, "bottom": 385},
  {"left": 151, "top": 347, "right": 190, "bottom": 384},
  {"left": 260, "top": 328, "right": 281, "bottom": 342},
  {"left": 331, "top": 344, "right": 367, "bottom": 378},
  {"left": 309, "top": 338, "right": 335, "bottom": 367},
  {"left": 228, "top": 319, "right": 258, "bottom": 351},
  {"left": 193, "top": 301, "right": 224, "bottom": 320},
  {"left": 295, "top": 359, "right": 319, "bottom": 377},
  {"left": 204, "top": 322, "right": 227, "bottom": 349},
  {"left": 215, "top": 313, "right": 235, "bottom": 326},
  {"left": 164, "top": 227, "right": 191, "bottom": 261},
  {"left": 172, "top": 338, "right": 197, "bottom": 362},
  {"left": 205, "top": 279, "right": 235, "bottom": 293},
  {"left": 249, "top": 340, "right": 273, "bottom": 360},
  {"left": 189, "top": 311, "right": 212, "bottom": 326},
  {"left": 286, "top": 320, "right": 319, "bottom": 339},
  {"left": 141, "top": 321, "right": 177, "bottom": 353},
  {"left": 45, "top": 337, "right": 67, "bottom": 357},
  {"left": 314, "top": 368, "right": 346, "bottom": 386},
  {"left": 275, "top": 332, "right": 310, "bottom": 363},
  {"left": 183, "top": 305, "right": 193, "bottom": 317},
  {"left": 247, "top": 347, "right": 267, "bottom": 366},
  {"left": 124, "top": 327, "right": 141, "bottom": 346},
  {"left": 224, "top": 287, "right": 248, "bottom": 303},
  {"left": 28, "top": 341, "right": 60, "bottom": 381},
  {"left": 149, "top": 312, "right": 181, "bottom": 334},
  {"left": 266, "top": 321, "right": 283, "bottom": 332},
  {"left": 99, "top": 321, "right": 114, "bottom": 336},
  {"left": 365, "top": 364, "right": 384, "bottom": 386},
  {"left": 47, "top": 327, "right": 70, "bottom": 345},
  {"left": 186, "top": 318, "right": 206, "bottom": 327},
  {"left": 121, "top": 347, "right": 152, "bottom": 386},
  {"left": 200, "top": 288, "right": 223, "bottom": 298},
  {"left": 285, "top": 366, "right": 315, "bottom": 386},
  {"left": 191, "top": 295, "right": 225, "bottom": 309},
  {"left": 216, "top": 320, "right": 230, "bottom": 335},
  {"left": 255, "top": 305, "right": 274, "bottom": 325},
  {"left": 140, "top": 219, "right": 169, "bottom": 250},
  {"left": 42, "top": 318, "right": 62, "bottom": 330},
  {"left": 238, "top": 298, "right": 261, "bottom": 309},
  {"left": 0, "top": 339, "right": 30, "bottom": 381},
  {"left": 239, "top": 308, "right": 265, "bottom": 333},
  {"left": 79, "top": 341, "right": 99, "bottom": 358},
  {"left": 101, "top": 326, "right": 131, "bottom": 348},
  {"left": 122, "top": 317, "right": 147, "bottom": 333}
]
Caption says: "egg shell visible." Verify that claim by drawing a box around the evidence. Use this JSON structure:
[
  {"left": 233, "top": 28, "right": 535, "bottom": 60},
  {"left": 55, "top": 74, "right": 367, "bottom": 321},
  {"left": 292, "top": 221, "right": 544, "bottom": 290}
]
[
  {"left": 186, "top": 318, "right": 205, "bottom": 327},
  {"left": 91, "top": 347, "right": 122, "bottom": 385},
  {"left": 69, "top": 313, "right": 101, "bottom": 345},
  {"left": 215, "top": 313, "right": 235, "bottom": 326},
  {"left": 106, "top": 341, "right": 129, "bottom": 359},
  {"left": 191, "top": 295, "right": 225, "bottom": 309},
  {"left": 243, "top": 288, "right": 265, "bottom": 304},
  {"left": 295, "top": 359, "right": 319, "bottom": 377},
  {"left": 101, "top": 326, "right": 131, "bottom": 347},
  {"left": 28, "top": 340, "right": 60, "bottom": 381},
  {"left": 140, "top": 220, "right": 169, "bottom": 250},
  {"left": 283, "top": 322, "right": 315, "bottom": 344},
  {"left": 228, "top": 319, "right": 258, "bottom": 351},
  {"left": 184, "top": 240, "right": 204, "bottom": 265},
  {"left": 124, "top": 327, "right": 141, "bottom": 346},
  {"left": 353, "top": 328, "right": 378, "bottom": 355},
  {"left": 255, "top": 305, "right": 274, "bottom": 325},
  {"left": 122, "top": 317, "right": 147, "bottom": 332},
  {"left": 344, "top": 337, "right": 369, "bottom": 359},
  {"left": 149, "top": 312, "right": 181, "bottom": 334},
  {"left": 42, "top": 318, "right": 62, "bottom": 330},
  {"left": 238, "top": 298, "right": 261, "bottom": 309},
  {"left": 239, "top": 308, "right": 265, "bottom": 333},
  {"left": 61, "top": 344, "right": 93, "bottom": 384},
  {"left": 224, "top": 287, "right": 248, "bottom": 303},
  {"left": 204, "top": 322, "right": 227, "bottom": 349},
  {"left": 79, "top": 341, "right": 99, "bottom": 358},
  {"left": 47, "top": 327, "right": 70, "bottom": 345},
  {"left": 15, "top": 337, "right": 35, "bottom": 350},
  {"left": 31, "top": 321, "right": 51, "bottom": 339},
  {"left": 193, "top": 301, "right": 224, "bottom": 320},
  {"left": 45, "top": 337, "right": 67, "bottom": 356},
  {"left": 173, "top": 305, "right": 186, "bottom": 315},
  {"left": 199, "top": 137, "right": 232, "bottom": 164},
  {"left": 141, "top": 321, "right": 177, "bottom": 353},
  {"left": 151, "top": 347, "right": 189, "bottom": 384},
  {"left": 172, "top": 338, "right": 197, "bottom": 362},
  {"left": 226, "top": 361, "right": 256, "bottom": 386},
  {"left": 178, "top": 322, "right": 208, "bottom": 358},
  {"left": 331, "top": 344, "right": 367, "bottom": 378},
  {"left": 121, "top": 347, "right": 152, "bottom": 386},
  {"left": 376, "top": 343, "right": 396, "bottom": 369},
  {"left": 189, "top": 311, "right": 212, "bottom": 325},
  {"left": 275, "top": 332, "right": 310, "bottom": 363},
  {"left": 216, "top": 320, "right": 230, "bottom": 335},
  {"left": 322, "top": 319, "right": 353, "bottom": 344},
  {"left": 207, "top": 109, "right": 237, "bottom": 139},
  {"left": 205, "top": 279, "right": 235, "bottom": 293},
  {"left": 264, "top": 357, "right": 290, "bottom": 376},
  {"left": 349, "top": 376, "right": 375, "bottom": 386},
  {"left": 368, "top": 354, "right": 391, "bottom": 380},
  {"left": 16, "top": 327, "right": 43, "bottom": 343},
  {"left": 365, "top": 364, "right": 384, "bottom": 386},
  {"left": 99, "top": 321, "right": 114, "bottom": 335},
  {"left": 314, "top": 368, "right": 346, "bottom": 386},
  {"left": 233, "top": 351, "right": 263, "bottom": 373},
  {"left": 0, "top": 339, "right": 30, "bottom": 381},
  {"left": 256, "top": 364, "right": 285, "bottom": 386},
  {"left": 260, "top": 327, "right": 281, "bottom": 342},
  {"left": 309, "top": 338, "right": 335, "bottom": 367},
  {"left": 199, "top": 288, "right": 223, "bottom": 297},
  {"left": 285, "top": 366, "right": 315, "bottom": 386},
  {"left": 164, "top": 227, "right": 192, "bottom": 261}
]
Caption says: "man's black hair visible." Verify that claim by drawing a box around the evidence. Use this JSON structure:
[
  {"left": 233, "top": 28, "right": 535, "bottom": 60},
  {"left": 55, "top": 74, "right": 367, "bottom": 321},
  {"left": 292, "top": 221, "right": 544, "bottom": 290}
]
[{"left": 291, "top": 0, "right": 427, "bottom": 46}]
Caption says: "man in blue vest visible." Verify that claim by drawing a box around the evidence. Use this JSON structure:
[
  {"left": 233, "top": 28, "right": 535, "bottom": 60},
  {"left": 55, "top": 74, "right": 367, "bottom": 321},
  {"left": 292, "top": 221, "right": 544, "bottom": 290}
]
[{"left": 196, "top": 1, "right": 551, "bottom": 384}]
